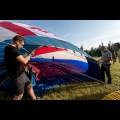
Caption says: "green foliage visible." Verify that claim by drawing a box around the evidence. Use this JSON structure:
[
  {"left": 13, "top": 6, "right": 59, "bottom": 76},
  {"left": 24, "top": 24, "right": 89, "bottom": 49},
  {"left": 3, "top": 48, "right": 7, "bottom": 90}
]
[{"left": 84, "top": 41, "right": 114, "bottom": 57}]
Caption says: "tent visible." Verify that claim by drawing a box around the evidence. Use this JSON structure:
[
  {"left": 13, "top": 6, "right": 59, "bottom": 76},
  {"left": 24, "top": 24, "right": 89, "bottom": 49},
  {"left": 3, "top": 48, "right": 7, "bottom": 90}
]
[{"left": 0, "top": 21, "right": 102, "bottom": 95}]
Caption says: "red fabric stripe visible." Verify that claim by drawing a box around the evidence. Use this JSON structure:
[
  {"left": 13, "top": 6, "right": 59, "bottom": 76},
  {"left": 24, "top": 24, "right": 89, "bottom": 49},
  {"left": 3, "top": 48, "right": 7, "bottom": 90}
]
[
  {"left": 0, "top": 22, "right": 36, "bottom": 36},
  {"left": 33, "top": 46, "right": 65, "bottom": 57},
  {"left": 30, "top": 27, "right": 49, "bottom": 33}
]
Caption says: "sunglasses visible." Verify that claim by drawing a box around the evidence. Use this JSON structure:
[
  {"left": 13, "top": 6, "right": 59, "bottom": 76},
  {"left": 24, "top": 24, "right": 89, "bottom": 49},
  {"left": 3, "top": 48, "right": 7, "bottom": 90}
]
[{"left": 19, "top": 42, "right": 24, "bottom": 46}]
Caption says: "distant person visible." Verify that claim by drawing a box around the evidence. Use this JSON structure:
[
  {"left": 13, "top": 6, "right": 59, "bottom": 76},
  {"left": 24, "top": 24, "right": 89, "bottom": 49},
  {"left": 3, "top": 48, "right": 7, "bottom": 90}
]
[
  {"left": 112, "top": 42, "right": 120, "bottom": 63},
  {"left": 98, "top": 46, "right": 112, "bottom": 84},
  {"left": 4, "top": 35, "right": 37, "bottom": 100},
  {"left": 112, "top": 52, "right": 117, "bottom": 64}
]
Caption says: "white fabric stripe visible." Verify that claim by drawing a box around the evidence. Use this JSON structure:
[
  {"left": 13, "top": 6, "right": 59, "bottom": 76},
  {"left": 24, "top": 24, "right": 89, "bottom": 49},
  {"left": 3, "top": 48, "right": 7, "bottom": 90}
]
[
  {"left": 12, "top": 22, "right": 64, "bottom": 40},
  {"left": 0, "top": 26, "right": 17, "bottom": 42},
  {"left": 34, "top": 49, "right": 88, "bottom": 63}
]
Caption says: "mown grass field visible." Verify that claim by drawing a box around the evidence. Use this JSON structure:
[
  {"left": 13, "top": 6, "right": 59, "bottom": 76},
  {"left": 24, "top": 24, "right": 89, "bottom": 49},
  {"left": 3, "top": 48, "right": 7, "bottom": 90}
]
[{"left": 0, "top": 57, "right": 120, "bottom": 100}]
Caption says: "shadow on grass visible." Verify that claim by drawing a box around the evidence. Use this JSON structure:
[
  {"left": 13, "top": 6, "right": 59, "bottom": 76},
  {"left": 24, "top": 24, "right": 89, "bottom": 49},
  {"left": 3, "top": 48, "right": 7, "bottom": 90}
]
[
  {"left": 0, "top": 82, "right": 117, "bottom": 100},
  {"left": 71, "top": 92, "right": 109, "bottom": 100},
  {"left": 41, "top": 82, "right": 105, "bottom": 95},
  {"left": 0, "top": 89, "right": 31, "bottom": 100},
  {"left": 0, "top": 91, "right": 14, "bottom": 100}
]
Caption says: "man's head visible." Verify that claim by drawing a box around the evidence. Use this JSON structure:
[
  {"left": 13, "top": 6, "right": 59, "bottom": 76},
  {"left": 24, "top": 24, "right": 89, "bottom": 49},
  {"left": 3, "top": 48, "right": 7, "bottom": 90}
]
[
  {"left": 12, "top": 35, "right": 25, "bottom": 48},
  {"left": 100, "top": 46, "right": 107, "bottom": 52},
  {"left": 112, "top": 42, "right": 120, "bottom": 51}
]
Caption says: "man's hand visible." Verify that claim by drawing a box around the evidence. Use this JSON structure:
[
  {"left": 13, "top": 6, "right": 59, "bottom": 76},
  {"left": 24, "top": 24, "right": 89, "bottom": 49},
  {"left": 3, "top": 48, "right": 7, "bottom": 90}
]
[
  {"left": 97, "top": 59, "right": 103, "bottom": 64},
  {"left": 29, "top": 51, "right": 35, "bottom": 57}
]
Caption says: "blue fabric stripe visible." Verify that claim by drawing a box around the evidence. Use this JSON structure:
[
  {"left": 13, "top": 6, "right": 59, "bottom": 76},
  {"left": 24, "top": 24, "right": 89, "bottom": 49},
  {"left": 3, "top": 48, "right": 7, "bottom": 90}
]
[{"left": 30, "top": 58, "right": 88, "bottom": 72}]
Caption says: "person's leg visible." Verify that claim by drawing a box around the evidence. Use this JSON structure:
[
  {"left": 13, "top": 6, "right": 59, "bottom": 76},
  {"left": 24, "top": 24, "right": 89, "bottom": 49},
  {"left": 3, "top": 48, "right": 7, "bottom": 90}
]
[
  {"left": 24, "top": 72, "right": 36, "bottom": 100},
  {"left": 118, "top": 57, "right": 120, "bottom": 63},
  {"left": 113, "top": 59, "right": 115, "bottom": 64},
  {"left": 12, "top": 73, "right": 25, "bottom": 100},
  {"left": 13, "top": 93, "right": 23, "bottom": 100},
  {"left": 105, "top": 64, "right": 112, "bottom": 84},
  {"left": 101, "top": 65, "right": 105, "bottom": 82},
  {"left": 26, "top": 83, "right": 36, "bottom": 100}
]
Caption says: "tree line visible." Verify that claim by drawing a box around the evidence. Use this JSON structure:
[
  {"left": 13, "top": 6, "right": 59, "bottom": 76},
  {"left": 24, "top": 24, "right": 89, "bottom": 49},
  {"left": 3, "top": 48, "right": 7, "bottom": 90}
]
[{"left": 80, "top": 41, "right": 116, "bottom": 57}]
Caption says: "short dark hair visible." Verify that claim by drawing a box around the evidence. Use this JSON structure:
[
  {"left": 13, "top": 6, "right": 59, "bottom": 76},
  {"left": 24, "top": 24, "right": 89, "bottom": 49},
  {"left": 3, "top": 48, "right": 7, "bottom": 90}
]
[
  {"left": 113, "top": 42, "right": 120, "bottom": 49},
  {"left": 13, "top": 35, "right": 25, "bottom": 43},
  {"left": 116, "top": 43, "right": 120, "bottom": 49},
  {"left": 100, "top": 46, "right": 107, "bottom": 50}
]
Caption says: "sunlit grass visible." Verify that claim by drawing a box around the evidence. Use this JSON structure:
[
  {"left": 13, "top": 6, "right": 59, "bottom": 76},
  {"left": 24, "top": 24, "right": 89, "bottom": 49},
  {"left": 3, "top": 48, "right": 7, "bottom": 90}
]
[{"left": 41, "top": 58, "right": 120, "bottom": 100}]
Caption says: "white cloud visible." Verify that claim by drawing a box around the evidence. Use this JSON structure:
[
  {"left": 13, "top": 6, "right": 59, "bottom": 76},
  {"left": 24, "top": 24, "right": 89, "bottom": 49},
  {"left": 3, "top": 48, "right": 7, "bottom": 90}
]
[{"left": 74, "top": 29, "right": 120, "bottom": 50}]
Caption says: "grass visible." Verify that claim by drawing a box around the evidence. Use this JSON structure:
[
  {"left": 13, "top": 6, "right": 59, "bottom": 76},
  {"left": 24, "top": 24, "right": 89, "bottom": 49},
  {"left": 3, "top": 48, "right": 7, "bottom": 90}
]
[{"left": 0, "top": 57, "right": 120, "bottom": 100}]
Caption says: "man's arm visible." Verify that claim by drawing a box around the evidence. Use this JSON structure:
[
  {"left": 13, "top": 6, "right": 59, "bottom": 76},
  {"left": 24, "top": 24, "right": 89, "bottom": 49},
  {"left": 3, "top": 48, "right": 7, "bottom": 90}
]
[
  {"left": 16, "top": 55, "right": 31, "bottom": 65},
  {"left": 104, "top": 51, "right": 112, "bottom": 62},
  {"left": 104, "top": 57, "right": 112, "bottom": 62}
]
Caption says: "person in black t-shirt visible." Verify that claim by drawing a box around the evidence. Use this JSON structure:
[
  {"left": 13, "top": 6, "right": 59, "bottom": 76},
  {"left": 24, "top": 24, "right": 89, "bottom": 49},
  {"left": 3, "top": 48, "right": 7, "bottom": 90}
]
[{"left": 4, "top": 35, "right": 36, "bottom": 100}]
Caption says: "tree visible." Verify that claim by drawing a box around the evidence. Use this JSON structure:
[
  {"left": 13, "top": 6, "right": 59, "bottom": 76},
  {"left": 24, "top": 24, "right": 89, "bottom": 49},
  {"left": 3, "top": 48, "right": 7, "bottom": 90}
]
[
  {"left": 101, "top": 42, "right": 104, "bottom": 47},
  {"left": 80, "top": 45, "right": 83, "bottom": 50}
]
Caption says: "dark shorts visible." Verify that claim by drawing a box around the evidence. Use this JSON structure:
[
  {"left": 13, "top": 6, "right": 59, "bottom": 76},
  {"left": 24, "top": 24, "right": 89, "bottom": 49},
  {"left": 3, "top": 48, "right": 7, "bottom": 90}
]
[{"left": 12, "top": 72, "right": 31, "bottom": 95}]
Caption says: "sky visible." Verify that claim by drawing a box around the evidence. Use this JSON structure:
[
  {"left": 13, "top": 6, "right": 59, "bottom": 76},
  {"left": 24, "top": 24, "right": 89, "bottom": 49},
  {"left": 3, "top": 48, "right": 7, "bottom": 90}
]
[{"left": 1, "top": 20, "right": 120, "bottom": 50}]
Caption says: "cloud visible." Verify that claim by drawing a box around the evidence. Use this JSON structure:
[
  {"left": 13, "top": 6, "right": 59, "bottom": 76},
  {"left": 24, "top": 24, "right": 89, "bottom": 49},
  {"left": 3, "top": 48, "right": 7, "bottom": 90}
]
[{"left": 74, "top": 29, "right": 120, "bottom": 50}]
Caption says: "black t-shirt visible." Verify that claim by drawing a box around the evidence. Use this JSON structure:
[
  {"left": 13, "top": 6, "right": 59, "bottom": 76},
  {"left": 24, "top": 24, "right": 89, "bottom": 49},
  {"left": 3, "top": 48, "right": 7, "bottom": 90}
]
[{"left": 4, "top": 45, "right": 25, "bottom": 78}]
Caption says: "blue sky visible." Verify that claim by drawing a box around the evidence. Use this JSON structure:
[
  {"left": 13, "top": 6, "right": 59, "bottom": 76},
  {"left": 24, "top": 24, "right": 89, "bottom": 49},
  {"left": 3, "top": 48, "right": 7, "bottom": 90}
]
[{"left": 1, "top": 20, "right": 120, "bottom": 50}]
